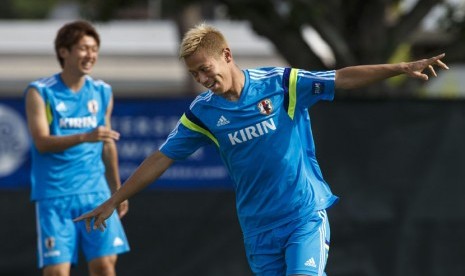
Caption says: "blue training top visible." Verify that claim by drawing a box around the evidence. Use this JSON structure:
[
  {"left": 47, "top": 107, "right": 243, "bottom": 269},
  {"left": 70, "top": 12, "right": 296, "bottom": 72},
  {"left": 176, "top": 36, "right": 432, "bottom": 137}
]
[
  {"left": 26, "top": 73, "right": 112, "bottom": 200},
  {"left": 160, "top": 67, "right": 339, "bottom": 237}
]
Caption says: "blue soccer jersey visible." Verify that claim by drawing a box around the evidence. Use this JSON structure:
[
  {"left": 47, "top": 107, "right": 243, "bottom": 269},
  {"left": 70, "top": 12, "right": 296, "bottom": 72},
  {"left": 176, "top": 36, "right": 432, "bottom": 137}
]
[
  {"left": 26, "top": 73, "right": 112, "bottom": 200},
  {"left": 160, "top": 67, "right": 339, "bottom": 237}
]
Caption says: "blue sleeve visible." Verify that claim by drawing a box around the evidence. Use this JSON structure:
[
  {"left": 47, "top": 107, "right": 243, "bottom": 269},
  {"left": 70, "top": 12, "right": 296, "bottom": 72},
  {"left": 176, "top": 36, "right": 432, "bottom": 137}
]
[
  {"left": 284, "top": 68, "right": 335, "bottom": 109},
  {"left": 159, "top": 120, "right": 212, "bottom": 160},
  {"left": 297, "top": 69, "right": 335, "bottom": 108}
]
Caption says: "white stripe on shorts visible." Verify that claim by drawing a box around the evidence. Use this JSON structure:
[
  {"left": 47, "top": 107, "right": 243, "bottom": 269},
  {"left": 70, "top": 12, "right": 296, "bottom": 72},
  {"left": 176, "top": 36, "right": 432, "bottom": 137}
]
[
  {"left": 35, "top": 202, "right": 44, "bottom": 268},
  {"left": 318, "top": 210, "right": 328, "bottom": 276}
]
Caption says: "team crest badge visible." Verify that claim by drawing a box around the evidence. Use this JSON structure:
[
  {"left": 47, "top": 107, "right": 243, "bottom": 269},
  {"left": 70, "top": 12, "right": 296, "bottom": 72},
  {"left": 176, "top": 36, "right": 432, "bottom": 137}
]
[
  {"left": 45, "top": 237, "right": 55, "bottom": 249},
  {"left": 87, "top": 100, "right": 99, "bottom": 114},
  {"left": 257, "top": 99, "right": 273, "bottom": 115}
]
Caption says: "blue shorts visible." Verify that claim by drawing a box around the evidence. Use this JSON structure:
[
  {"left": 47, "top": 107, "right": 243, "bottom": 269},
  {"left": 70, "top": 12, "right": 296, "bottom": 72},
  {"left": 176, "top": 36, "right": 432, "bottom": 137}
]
[
  {"left": 244, "top": 210, "right": 330, "bottom": 276},
  {"left": 35, "top": 192, "right": 130, "bottom": 268}
]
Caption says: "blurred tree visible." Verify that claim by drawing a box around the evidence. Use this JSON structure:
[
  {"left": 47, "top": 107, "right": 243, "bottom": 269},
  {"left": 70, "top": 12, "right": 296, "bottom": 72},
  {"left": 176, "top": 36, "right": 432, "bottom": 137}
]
[
  {"left": 433, "top": 1, "right": 465, "bottom": 62},
  {"left": 168, "top": 0, "right": 465, "bottom": 97},
  {"left": 5, "top": 0, "right": 461, "bottom": 96},
  {"left": 77, "top": 0, "right": 140, "bottom": 20},
  {"left": 0, "top": 0, "right": 59, "bottom": 19},
  {"left": 3, "top": 0, "right": 463, "bottom": 71},
  {"left": 215, "top": 0, "right": 465, "bottom": 97}
]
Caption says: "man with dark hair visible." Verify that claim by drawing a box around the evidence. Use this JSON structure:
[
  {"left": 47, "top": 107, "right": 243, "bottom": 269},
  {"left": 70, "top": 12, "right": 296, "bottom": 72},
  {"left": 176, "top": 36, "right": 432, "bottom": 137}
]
[{"left": 25, "top": 20, "right": 130, "bottom": 276}]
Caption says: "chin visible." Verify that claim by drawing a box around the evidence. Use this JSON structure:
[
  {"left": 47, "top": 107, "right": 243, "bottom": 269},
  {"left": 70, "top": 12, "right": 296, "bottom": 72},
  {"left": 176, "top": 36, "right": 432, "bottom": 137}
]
[
  {"left": 210, "top": 88, "right": 225, "bottom": 95},
  {"left": 210, "top": 85, "right": 224, "bottom": 93},
  {"left": 81, "top": 69, "right": 93, "bottom": 75}
]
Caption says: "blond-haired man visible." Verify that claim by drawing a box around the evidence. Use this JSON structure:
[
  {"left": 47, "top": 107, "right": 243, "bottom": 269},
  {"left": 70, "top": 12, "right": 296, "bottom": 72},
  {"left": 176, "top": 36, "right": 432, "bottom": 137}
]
[{"left": 76, "top": 23, "right": 448, "bottom": 276}]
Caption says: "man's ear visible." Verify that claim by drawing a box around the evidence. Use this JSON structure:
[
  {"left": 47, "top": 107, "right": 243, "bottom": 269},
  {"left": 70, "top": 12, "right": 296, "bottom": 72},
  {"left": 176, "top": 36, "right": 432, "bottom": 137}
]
[
  {"left": 58, "top": 47, "right": 68, "bottom": 59},
  {"left": 223, "top": 48, "right": 233, "bottom": 62}
]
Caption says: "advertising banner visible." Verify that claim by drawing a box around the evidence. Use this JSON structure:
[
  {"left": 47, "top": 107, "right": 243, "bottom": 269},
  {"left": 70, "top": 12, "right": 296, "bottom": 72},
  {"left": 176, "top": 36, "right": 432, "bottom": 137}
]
[{"left": 0, "top": 98, "right": 232, "bottom": 190}]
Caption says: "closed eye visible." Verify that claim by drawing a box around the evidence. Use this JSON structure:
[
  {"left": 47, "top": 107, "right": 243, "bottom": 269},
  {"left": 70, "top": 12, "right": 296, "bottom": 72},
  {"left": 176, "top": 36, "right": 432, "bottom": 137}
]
[
  {"left": 200, "top": 67, "right": 211, "bottom": 73},
  {"left": 189, "top": 71, "right": 198, "bottom": 78}
]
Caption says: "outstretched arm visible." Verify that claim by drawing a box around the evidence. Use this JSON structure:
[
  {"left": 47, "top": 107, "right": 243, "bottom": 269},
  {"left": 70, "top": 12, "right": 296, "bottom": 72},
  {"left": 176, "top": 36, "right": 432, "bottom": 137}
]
[
  {"left": 74, "top": 150, "right": 174, "bottom": 232},
  {"left": 101, "top": 95, "right": 129, "bottom": 219},
  {"left": 335, "top": 53, "right": 449, "bottom": 90}
]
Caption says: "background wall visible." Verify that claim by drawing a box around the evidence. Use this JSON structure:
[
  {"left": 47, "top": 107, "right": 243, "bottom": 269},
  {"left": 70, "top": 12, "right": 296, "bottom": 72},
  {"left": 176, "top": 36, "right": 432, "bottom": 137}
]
[{"left": 1, "top": 98, "right": 465, "bottom": 276}]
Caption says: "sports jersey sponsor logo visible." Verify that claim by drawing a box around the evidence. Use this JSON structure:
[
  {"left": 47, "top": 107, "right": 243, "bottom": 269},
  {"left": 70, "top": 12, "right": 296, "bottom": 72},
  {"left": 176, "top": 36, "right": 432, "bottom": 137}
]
[
  {"left": 312, "top": 81, "right": 325, "bottom": 94},
  {"left": 227, "top": 118, "right": 276, "bottom": 145},
  {"left": 44, "top": 236, "right": 61, "bottom": 257},
  {"left": 216, "top": 115, "right": 230, "bottom": 126},
  {"left": 305, "top": 257, "right": 317, "bottom": 267},
  {"left": 44, "top": 250, "right": 61, "bottom": 258},
  {"left": 59, "top": 116, "right": 97, "bottom": 129},
  {"left": 257, "top": 98, "right": 273, "bottom": 115},
  {"left": 87, "top": 99, "right": 99, "bottom": 114},
  {"left": 55, "top": 101, "right": 67, "bottom": 112},
  {"left": 113, "top": 237, "right": 124, "bottom": 247}
]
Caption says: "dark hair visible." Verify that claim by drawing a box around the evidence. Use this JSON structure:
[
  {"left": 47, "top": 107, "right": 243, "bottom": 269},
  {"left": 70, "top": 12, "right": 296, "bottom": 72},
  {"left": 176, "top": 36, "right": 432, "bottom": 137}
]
[{"left": 54, "top": 20, "right": 100, "bottom": 68}]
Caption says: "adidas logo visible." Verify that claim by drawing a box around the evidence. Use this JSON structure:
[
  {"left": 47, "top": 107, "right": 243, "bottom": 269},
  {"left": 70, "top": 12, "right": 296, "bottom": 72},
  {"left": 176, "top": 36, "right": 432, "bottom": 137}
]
[
  {"left": 56, "top": 102, "right": 67, "bottom": 112},
  {"left": 216, "top": 115, "right": 230, "bottom": 127},
  {"left": 113, "top": 237, "right": 124, "bottom": 247},
  {"left": 304, "top": 257, "right": 316, "bottom": 268}
]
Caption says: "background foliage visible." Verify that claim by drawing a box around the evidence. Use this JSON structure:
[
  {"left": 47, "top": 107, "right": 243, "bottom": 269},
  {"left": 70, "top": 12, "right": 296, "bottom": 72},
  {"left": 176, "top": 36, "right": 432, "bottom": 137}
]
[{"left": 1, "top": 0, "right": 463, "bottom": 96}]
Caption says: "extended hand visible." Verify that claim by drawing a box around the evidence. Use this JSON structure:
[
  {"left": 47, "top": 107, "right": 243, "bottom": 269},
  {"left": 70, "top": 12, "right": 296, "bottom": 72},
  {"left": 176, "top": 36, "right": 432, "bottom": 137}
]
[
  {"left": 117, "top": 200, "right": 129, "bottom": 218},
  {"left": 402, "top": 53, "right": 449, "bottom": 80},
  {"left": 73, "top": 200, "right": 116, "bottom": 232}
]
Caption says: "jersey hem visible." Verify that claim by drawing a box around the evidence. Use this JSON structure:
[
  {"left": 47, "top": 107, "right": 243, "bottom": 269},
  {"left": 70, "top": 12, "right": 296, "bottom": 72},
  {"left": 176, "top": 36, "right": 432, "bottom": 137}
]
[
  {"left": 31, "top": 189, "right": 110, "bottom": 202},
  {"left": 241, "top": 195, "right": 339, "bottom": 238}
]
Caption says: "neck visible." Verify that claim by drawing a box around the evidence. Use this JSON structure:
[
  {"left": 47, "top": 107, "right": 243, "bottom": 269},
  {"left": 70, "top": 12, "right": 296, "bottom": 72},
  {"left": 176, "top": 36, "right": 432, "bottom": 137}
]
[
  {"left": 222, "top": 66, "right": 244, "bottom": 101},
  {"left": 60, "top": 70, "right": 86, "bottom": 93}
]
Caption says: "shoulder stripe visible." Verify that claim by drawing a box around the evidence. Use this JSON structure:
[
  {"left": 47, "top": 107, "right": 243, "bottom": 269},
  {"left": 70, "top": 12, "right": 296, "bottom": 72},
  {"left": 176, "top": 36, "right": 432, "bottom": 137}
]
[
  {"left": 185, "top": 109, "right": 209, "bottom": 131},
  {"left": 84, "top": 75, "right": 111, "bottom": 89},
  {"left": 181, "top": 111, "right": 219, "bottom": 147},
  {"left": 281, "top": 67, "right": 297, "bottom": 119},
  {"left": 92, "top": 79, "right": 111, "bottom": 88},
  {"left": 159, "top": 121, "right": 180, "bottom": 149},
  {"left": 33, "top": 76, "right": 57, "bottom": 88},
  {"left": 248, "top": 67, "right": 285, "bottom": 80},
  {"left": 165, "top": 121, "right": 181, "bottom": 141},
  {"left": 287, "top": 68, "right": 298, "bottom": 119},
  {"left": 282, "top": 69, "right": 334, "bottom": 119},
  {"left": 189, "top": 92, "right": 213, "bottom": 109},
  {"left": 298, "top": 70, "right": 335, "bottom": 80}
]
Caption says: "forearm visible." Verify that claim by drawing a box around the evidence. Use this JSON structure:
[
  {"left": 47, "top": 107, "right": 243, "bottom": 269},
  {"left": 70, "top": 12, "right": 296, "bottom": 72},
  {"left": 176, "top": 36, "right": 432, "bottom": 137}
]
[
  {"left": 335, "top": 63, "right": 406, "bottom": 90},
  {"left": 107, "top": 151, "right": 174, "bottom": 206},
  {"left": 34, "top": 133, "right": 87, "bottom": 153},
  {"left": 102, "top": 140, "right": 121, "bottom": 194}
]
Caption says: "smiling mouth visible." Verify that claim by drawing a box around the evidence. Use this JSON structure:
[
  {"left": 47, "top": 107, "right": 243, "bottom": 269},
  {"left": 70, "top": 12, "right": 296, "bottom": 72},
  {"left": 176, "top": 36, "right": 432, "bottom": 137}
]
[
  {"left": 82, "top": 64, "right": 93, "bottom": 70},
  {"left": 205, "top": 81, "right": 216, "bottom": 89}
]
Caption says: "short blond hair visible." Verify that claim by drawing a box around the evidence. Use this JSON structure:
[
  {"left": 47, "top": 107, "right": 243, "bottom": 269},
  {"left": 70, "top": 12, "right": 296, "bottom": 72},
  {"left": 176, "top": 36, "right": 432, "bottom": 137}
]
[{"left": 179, "top": 23, "right": 228, "bottom": 59}]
